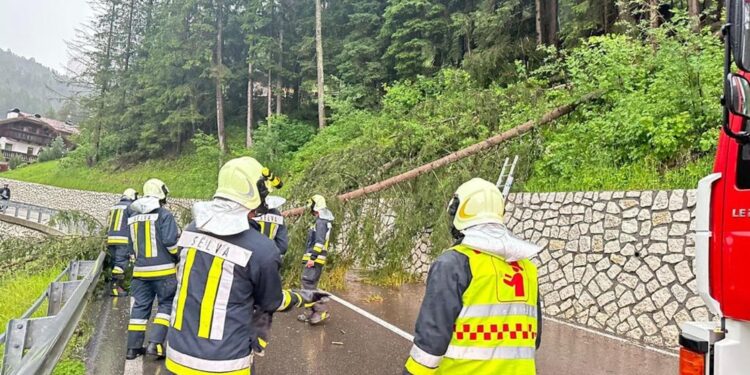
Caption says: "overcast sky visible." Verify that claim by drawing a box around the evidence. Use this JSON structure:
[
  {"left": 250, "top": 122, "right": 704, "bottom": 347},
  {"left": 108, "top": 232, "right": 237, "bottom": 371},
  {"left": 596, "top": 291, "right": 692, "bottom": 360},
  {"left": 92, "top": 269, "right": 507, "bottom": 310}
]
[{"left": 0, "top": 0, "right": 93, "bottom": 71}]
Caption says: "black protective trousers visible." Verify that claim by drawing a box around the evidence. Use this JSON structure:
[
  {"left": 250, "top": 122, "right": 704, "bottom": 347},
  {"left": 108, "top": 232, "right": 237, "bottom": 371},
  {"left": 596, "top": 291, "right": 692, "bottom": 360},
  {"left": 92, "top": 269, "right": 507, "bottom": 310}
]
[
  {"left": 301, "top": 264, "right": 327, "bottom": 314},
  {"left": 127, "top": 276, "right": 177, "bottom": 349}
]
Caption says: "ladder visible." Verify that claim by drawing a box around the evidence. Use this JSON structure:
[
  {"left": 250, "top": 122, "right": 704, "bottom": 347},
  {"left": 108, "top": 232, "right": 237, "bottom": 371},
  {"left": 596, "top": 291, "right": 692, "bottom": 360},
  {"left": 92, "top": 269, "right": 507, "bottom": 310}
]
[{"left": 495, "top": 155, "right": 519, "bottom": 198}]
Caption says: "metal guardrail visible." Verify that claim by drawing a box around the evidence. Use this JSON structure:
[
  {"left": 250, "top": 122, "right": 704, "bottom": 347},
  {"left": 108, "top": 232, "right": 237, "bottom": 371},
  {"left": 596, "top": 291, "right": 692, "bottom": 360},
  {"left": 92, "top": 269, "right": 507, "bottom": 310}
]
[
  {"left": 1, "top": 252, "right": 105, "bottom": 375},
  {"left": 0, "top": 201, "right": 101, "bottom": 235}
]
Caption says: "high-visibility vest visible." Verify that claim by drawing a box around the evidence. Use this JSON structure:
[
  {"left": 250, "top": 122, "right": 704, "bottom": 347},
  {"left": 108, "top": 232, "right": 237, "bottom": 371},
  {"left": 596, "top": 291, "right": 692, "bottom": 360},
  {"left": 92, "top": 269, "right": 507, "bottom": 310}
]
[{"left": 438, "top": 244, "right": 538, "bottom": 374}]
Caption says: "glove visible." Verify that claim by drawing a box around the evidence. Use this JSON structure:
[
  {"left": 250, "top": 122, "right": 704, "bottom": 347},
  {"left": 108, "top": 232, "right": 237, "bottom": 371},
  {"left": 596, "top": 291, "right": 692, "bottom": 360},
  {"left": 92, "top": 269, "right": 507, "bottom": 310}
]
[
  {"left": 291, "top": 289, "right": 330, "bottom": 304},
  {"left": 250, "top": 337, "right": 267, "bottom": 357}
]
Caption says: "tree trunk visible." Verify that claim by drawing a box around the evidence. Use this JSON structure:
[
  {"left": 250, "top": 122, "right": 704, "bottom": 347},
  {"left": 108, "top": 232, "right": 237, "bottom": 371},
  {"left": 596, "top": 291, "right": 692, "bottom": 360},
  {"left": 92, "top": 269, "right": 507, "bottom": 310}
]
[
  {"left": 214, "top": 0, "right": 226, "bottom": 154},
  {"left": 650, "top": 0, "right": 659, "bottom": 29},
  {"left": 603, "top": 0, "right": 609, "bottom": 33},
  {"left": 715, "top": 0, "right": 724, "bottom": 24},
  {"left": 247, "top": 60, "right": 254, "bottom": 148},
  {"left": 688, "top": 0, "right": 701, "bottom": 30},
  {"left": 546, "top": 0, "right": 559, "bottom": 46},
  {"left": 315, "top": 0, "right": 326, "bottom": 129},
  {"left": 535, "top": 0, "right": 544, "bottom": 45},
  {"left": 92, "top": 0, "right": 118, "bottom": 166},
  {"left": 124, "top": 0, "right": 136, "bottom": 72},
  {"left": 276, "top": 26, "right": 283, "bottom": 115},
  {"left": 283, "top": 91, "right": 604, "bottom": 217},
  {"left": 267, "top": 70, "right": 272, "bottom": 119}
]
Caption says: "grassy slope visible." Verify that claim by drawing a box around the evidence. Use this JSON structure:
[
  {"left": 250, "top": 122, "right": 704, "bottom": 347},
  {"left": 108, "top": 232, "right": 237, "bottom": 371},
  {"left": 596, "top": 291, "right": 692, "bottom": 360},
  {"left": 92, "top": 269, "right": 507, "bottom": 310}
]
[{"left": 3, "top": 154, "right": 217, "bottom": 199}]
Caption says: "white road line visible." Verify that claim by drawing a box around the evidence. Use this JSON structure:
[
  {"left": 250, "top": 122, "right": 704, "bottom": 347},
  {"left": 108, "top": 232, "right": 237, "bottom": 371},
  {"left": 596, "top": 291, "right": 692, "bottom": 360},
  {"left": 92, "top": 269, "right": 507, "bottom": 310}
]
[
  {"left": 328, "top": 293, "right": 415, "bottom": 342},
  {"left": 543, "top": 316, "right": 679, "bottom": 358}
]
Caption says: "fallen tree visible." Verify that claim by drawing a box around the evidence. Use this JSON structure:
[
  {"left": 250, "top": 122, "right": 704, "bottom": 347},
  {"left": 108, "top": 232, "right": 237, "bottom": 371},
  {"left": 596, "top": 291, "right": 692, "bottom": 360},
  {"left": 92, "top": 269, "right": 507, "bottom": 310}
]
[{"left": 284, "top": 91, "right": 603, "bottom": 217}]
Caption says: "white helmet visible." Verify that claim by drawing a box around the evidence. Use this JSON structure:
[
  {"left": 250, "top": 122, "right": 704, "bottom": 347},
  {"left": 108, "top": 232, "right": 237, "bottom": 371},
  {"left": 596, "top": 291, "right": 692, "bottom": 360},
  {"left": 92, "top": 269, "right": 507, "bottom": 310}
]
[
  {"left": 122, "top": 188, "right": 138, "bottom": 201},
  {"left": 447, "top": 178, "right": 505, "bottom": 231},
  {"left": 143, "top": 178, "right": 169, "bottom": 200}
]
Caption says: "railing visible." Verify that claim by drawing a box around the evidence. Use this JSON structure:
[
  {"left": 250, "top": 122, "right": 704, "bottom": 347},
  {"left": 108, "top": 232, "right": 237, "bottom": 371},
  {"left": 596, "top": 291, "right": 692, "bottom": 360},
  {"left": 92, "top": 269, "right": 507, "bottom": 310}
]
[
  {"left": 1, "top": 252, "right": 105, "bottom": 375},
  {"left": 1, "top": 150, "right": 35, "bottom": 162},
  {"left": 0, "top": 201, "right": 100, "bottom": 235}
]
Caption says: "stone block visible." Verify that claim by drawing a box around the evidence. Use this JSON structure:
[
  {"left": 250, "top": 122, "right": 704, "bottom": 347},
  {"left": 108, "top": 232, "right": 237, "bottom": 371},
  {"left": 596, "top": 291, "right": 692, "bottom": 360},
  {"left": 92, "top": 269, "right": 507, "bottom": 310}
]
[
  {"left": 636, "top": 265, "right": 654, "bottom": 282},
  {"left": 653, "top": 191, "right": 669, "bottom": 210},
  {"left": 637, "top": 315, "right": 659, "bottom": 336},
  {"left": 648, "top": 242, "right": 667, "bottom": 255},
  {"left": 671, "top": 284, "right": 689, "bottom": 303},
  {"left": 595, "top": 273, "right": 614, "bottom": 291},
  {"left": 656, "top": 265, "right": 676, "bottom": 286},
  {"left": 675, "top": 260, "right": 694, "bottom": 284},
  {"left": 618, "top": 290, "right": 636, "bottom": 307},
  {"left": 597, "top": 291, "right": 616, "bottom": 306},
  {"left": 652, "top": 287, "right": 672, "bottom": 308},
  {"left": 595, "top": 257, "right": 611, "bottom": 271},
  {"left": 652, "top": 226, "right": 669, "bottom": 241},
  {"left": 669, "top": 223, "right": 688, "bottom": 236},
  {"left": 617, "top": 273, "right": 639, "bottom": 289},
  {"left": 633, "top": 298, "right": 656, "bottom": 315},
  {"left": 669, "top": 190, "right": 685, "bottom": 210},
  {"left": 640, "top": 191, "right": 653, "bottom": 207},
  {"left": 622, "top": 219, "right": 639, "bottom": 234},
  {"left": 673, "top": 209, "right": 691, "bottom": 222},
  {"left": 651, "top": 211, "right": 672, "bottom": 226}
]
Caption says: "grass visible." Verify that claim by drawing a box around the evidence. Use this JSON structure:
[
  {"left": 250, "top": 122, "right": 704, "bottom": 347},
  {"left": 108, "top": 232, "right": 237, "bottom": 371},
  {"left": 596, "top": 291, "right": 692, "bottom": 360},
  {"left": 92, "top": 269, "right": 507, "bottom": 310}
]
[
  {"left": 2, "top": 153, "right": 218, "bottom": 199},
  {"left": 0, "top": 266, "right": 61, "bottom": 330}
]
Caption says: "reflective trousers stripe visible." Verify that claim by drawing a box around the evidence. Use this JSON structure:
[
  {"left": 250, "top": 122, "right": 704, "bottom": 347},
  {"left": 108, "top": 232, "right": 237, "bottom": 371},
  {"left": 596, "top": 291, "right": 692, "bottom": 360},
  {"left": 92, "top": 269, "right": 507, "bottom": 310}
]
[
  {"left": 166, "top": 345, "right": 252, "bottom": 374},
  {"left": 198, "top": 257, "right": 224, "bottom": 338},
  {"left": 112, "top": 266, "right": 125, "bottom": 275},
  {"left": 174, "top": 248, "right": 197, "bottom": 331},
  {"left": 444, "top": 345, "right": 535, "bottom": 360},
  {"left": 459, "top": 303, "right": 537, "bottom": 319},
  {"left": 133, "top": 264, "right": 176, "bottom": 278},
  {"left": 114, "top": 208, "right": 123, "bottom": 232},
  {"left": 108, "top": 236, "right": 128, "bottom": 245},
  {"left": 132, "top": 222, "right": 139, "bottom": 255}
]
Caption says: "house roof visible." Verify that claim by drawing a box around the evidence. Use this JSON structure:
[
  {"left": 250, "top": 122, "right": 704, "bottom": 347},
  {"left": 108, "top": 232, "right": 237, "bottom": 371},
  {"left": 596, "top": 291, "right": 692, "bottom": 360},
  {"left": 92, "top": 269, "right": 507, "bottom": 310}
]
[{"left": 0, "top": 112, "right": 80, "bottom": 136}]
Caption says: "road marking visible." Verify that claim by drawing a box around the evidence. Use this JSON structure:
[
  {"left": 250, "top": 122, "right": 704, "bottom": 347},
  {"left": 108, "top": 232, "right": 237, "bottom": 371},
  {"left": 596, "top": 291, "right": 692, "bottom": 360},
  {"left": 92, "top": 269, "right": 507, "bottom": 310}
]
[
  {"left": 544, "top": 316, "right": 679, "bottom": 358},
  {"left": 328, "top": 293, "right": 415, "bottom": 342}
]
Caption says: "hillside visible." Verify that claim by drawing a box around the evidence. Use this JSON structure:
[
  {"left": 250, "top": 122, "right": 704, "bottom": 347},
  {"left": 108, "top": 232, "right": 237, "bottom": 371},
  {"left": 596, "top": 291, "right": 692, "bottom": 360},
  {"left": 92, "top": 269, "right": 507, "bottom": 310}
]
[{"left": 0, "top": 49, "right": 72, "bottom": 116}]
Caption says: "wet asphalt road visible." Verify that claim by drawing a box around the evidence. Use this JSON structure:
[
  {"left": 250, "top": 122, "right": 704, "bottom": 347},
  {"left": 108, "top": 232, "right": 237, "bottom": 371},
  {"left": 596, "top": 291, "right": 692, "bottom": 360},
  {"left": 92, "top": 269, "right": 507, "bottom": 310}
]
[{"left": 93, "top": 282, "right": 678, "bottom": 375}]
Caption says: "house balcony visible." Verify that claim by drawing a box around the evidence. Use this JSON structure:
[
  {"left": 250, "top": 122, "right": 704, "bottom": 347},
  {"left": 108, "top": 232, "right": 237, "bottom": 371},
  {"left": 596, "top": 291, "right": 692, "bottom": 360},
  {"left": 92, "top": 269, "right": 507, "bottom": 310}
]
[{"left": 2, "top": 150, "right": 36, "bottom": 162}]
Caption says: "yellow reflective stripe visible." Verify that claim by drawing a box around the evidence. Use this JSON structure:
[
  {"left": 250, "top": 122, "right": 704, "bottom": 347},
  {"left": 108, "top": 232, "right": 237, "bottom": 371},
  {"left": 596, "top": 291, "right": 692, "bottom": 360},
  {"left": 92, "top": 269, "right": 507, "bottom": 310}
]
[
  {"left": 198, "top": 257, "right": 224, "bottom": 338},
  {"left": 145, "top": 220, "right": 152, "bottom": 258},
  {"left": 114, "top": 209, "right": 123, "bottom": 231},
  {"left": 314, "top": 258, "right": 327, "bottom": 265},
  {"left": 133, "top": 268, "right": 176, "bottom": 278},
  {"left": 269, "top": 223, "right": 277, "bottom": 239},
  {"left": 258, "top": 338, "right": 268, "bottom": 349},
  {"left": 154, "top": 318, "right": 170, "bottom": 327},
  {"left": 174, "top": 248, "right": 196, "bottom": 331},
  {"left": 128, "top": 324, "right": 147, "bottom": 332},
  {"left": 107, "top": 211, "right": 114, "bottom": 231},
  {"left": 112, "top": 267, "right": 125, "bottom": 275},
  {"left": 165, "top": 358, "right": 250, "bottom": 375},
  {"left": 259, "top": 221, "right": 266, "bottom": 235},
  {"left": 313, "top": 245, "right": 324, "bottom": 253},
  {"left": 405, "top": 357, "right": 437, "bottom": 375},
  {"left": 133, "top": 222, "right": 139, "bottom": 256},
  {"left": 302, "top": 254, "right": 311, "bottom": 261},
  {"left": 108, "top": 237, "right": 128, "bottom": 245}
]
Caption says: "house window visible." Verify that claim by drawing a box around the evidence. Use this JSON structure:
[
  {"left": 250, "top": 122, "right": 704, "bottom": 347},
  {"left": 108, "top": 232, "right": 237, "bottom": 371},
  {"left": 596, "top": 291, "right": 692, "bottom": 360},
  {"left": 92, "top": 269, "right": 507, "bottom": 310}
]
[
  {"left": 4, "top": 144, "right": 12, "bottom": 152},
  {"left": 27, "top": 147, "right": 33, "bottom": 155}
]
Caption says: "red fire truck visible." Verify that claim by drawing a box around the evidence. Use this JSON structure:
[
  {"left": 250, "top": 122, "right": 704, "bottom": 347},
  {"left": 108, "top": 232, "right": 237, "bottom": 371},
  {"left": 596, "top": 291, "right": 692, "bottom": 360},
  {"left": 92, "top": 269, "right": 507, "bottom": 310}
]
[{"left": 678, "top": 1, "right": 750, "bottom": 375}]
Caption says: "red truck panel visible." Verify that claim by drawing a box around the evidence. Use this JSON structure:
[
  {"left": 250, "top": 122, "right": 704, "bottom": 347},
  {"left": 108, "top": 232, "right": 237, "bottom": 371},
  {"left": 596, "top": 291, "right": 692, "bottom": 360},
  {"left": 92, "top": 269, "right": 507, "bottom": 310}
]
[{"left": 711, "top": 93, "right": 750, "bottom": 321}]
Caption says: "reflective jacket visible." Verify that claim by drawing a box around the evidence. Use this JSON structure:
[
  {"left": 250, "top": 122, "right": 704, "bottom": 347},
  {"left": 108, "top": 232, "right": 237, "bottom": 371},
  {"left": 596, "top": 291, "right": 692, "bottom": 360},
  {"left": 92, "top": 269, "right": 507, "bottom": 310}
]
[
  {"left": 107, "top": 197, "right": 133, "bottom": 246},
  {"left": 405, "top": 244, "right": 541, "bottom": 375},
  {"left": 301, "top": 216, "right": 333, "bottom": 265},
  {"left": 166, "top": 222, "right": 289, "bottom": 375},
  {"left": 253, "top": 208, "right": 289, "bottom": 255},
  {"left": 127, "top": 197, "right": 180, "bottom": 279}
]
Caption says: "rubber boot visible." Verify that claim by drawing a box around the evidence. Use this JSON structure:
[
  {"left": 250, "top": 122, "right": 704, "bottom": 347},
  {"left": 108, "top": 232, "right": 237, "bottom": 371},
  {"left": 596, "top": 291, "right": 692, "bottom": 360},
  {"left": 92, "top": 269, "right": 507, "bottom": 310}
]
[
  {"left": 126, "top": 348, "right": 145, "bottom": 360},
  {"left": 145, "top": 342, "right": 166, "bottom": 359},
  {"left": 308, "top": 310, "right": 330, "bottom": 325},
  {"left": 297, "top": 308, "right": 312, "bottom": 323}
]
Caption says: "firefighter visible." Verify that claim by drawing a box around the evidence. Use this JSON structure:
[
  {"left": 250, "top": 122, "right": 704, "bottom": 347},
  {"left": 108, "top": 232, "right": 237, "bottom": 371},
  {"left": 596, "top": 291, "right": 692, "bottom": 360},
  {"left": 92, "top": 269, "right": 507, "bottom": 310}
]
[
  {"left": 165, "top": 157, "right": 327, "bottom": 375},
  {"left": 105, "top": 188, "right": 137, "bottom": 296},
  {"left": 404, "top": 178, "right": 542, "bottom": 375},
  {"left": 297, "top": 194, "right": 334, "bottom": 325},
  {"left": 252, "top": 172, "right": 288, "bottom": 255},
  {"left": 126, "top": 178, "right": 180, "bottom": 360}
]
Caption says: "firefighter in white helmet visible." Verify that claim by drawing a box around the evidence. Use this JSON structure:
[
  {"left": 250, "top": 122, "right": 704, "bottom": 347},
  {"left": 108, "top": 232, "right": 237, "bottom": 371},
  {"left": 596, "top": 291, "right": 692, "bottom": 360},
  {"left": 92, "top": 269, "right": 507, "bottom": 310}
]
[
  {"left": 166, "top": 157, "right": 327, "bottom": 375},
  {"left": 404, "top": 178, "right": 542, "bottom": 375},
  {"left": 297, "top": 194, "right": 335, "bottom": 325},
  {"left": 105, "top": 188, "right": 138, "bottom": 296},
  {"left": 126, "top": 179, "right": 180, "bottom": 360}
]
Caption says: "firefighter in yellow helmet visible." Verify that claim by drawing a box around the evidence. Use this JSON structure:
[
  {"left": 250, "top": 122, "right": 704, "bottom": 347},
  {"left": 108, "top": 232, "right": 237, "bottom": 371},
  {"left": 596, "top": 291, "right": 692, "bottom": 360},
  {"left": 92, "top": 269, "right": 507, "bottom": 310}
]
[
  {"left": 165, "top": 157, "right": 327, "bottom": 375},
  {"left": 105, "top": 188, "right": 138, "bottom": 296},
  {"left": 126, "top": 179, "right": 180, "bottom": 360},
  {"left": 297, "top": 194, "right": 335, "bottom": 325},
  {"left": 404, "top": 178, "right": 542, "bottom": 375}
]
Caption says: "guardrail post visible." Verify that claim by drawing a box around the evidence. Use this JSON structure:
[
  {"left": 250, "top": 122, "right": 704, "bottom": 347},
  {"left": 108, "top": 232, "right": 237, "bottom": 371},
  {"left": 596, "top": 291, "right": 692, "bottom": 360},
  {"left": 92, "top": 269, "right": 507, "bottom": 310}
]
[
  {"left": 2, "top": 319, "right": 28, "bottom": 374},
  {"left": 25, "top": 208, "right": 31, "bottom": 220},
  {"left": 47, "top": 283, "right": 63, "bottom": 316},
  {"left": 37, "top": 210, "right": 42, "bottom": 223}
]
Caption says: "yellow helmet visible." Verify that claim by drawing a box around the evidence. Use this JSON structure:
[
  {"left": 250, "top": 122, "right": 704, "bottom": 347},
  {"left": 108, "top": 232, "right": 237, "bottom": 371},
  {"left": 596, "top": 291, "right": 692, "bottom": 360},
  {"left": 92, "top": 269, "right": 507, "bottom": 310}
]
[
  {"left": 214, "top": 157, "right": 270, "bottom": 211},
  {"left": 307, "top": 194, "right": 327, "bottom": 213},
  {"left": 122, "top": 188, "right": 138, "bottom": 201},
  {"left": 447, "top": 178, "right": 505, "bottom": 231},
  {"left": 143, "top": 179, "right": 169, "bottom": 200}
]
